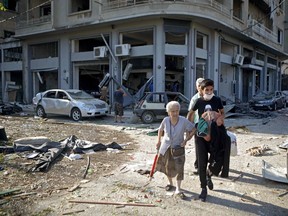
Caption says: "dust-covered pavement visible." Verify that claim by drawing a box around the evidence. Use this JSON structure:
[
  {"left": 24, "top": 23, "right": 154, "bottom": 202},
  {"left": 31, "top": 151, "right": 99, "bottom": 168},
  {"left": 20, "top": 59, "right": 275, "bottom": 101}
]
[{"left": 24, "top": 108, "right": 288, "bottom": 216}]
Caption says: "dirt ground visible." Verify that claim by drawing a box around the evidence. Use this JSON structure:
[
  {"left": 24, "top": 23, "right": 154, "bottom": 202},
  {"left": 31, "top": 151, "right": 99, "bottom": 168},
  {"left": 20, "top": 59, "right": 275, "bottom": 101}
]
[{"left": 0, "top": 108, "right": 288, "bottom": 216}]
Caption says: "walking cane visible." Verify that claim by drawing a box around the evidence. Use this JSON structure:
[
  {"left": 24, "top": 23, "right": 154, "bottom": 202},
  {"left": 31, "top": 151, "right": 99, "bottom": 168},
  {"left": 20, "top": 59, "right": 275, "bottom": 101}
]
[
  {"left": 142, "top": 149, "right": 159, "bottom": 187},
  {"left": 149, "top": 149, "right": 159, "bottom": 181}
]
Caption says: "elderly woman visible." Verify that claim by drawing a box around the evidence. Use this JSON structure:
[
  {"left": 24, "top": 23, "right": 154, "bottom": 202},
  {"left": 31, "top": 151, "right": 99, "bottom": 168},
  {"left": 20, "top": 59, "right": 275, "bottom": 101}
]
[{"left": 156, "top": 101, "right": 196, "bottom": 199}]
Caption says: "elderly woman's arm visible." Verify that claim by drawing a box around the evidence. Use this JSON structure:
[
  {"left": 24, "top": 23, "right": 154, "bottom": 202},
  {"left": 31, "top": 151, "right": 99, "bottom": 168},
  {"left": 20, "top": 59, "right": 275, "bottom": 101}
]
[
  {"left": 181, "top": 127, "right": 196, "bottom": 147},
  {"left": 156, "top": 128, "right": 163, "bottom": 150}
]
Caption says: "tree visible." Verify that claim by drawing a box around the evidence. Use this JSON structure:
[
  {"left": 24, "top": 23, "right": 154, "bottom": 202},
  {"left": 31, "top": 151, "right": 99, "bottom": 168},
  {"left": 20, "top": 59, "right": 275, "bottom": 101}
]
[{"left": 0, "top": 3, "right": 7, "bottom": 11}]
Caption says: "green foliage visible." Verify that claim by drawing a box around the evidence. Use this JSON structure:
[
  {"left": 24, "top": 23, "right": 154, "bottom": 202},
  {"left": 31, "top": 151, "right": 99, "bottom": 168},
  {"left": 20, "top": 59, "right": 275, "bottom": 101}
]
[{"left": 0, "top": 3, "right": 7, "bottom": 11}]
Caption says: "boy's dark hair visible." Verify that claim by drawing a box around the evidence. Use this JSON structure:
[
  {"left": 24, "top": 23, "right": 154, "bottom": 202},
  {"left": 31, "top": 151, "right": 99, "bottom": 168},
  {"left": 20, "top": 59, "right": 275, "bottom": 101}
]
[{"left": 200, "top": 79, "right": 214, "bottom": 90}]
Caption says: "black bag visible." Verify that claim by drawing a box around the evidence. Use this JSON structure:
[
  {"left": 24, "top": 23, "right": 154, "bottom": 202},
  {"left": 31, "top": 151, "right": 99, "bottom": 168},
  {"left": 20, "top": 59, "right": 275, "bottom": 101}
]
[{"left": 171, "top": 146, "right": 185, "bottom": 157}]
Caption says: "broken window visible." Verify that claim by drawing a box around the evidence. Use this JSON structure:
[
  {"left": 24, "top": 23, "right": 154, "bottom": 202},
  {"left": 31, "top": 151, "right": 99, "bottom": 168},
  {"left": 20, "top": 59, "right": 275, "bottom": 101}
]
[
  {"left": 277, "top": 28, "right": 283, "bottom": 44},
  {"left": 121, "top": 29, "right": 153, "bottom": 46},
  {"left": 3, "top": 47, "right": 22, "bottom": 62},
  {"left": 40, "top": 3, "right": 51, "bottom": 16},
  {"left": 70, "top": 0, "right": 90, "bottom": 13},
  {"left": 233, "top": 0, "right": 243, "bottom": 20},
  {"left": 243, "top": 48, "right": 253, "bottom": 57},
  {"left": 196, "top": 58, "right": 207, "bottom": 79},
  {"left": 73, "top": 35, "right": 109, "bottom": 52},
  {"left": 268, "top": 57, "right": 277, "bottom": 65},
  {"left": 30, "top": 42, "right": 58, "bottom": 59},
  {"left": 256, "top": 52, "right": 265, "bottom": 61},
  {"left": 10, "top": 71, "right": 23, "bottom": 102},
  {"left": 4, "top": 30, "right": 15, "bottom": 39},
  {"left": 221, "top": 40, "right": 237, "bottom": 56},
  {"left": 78, "top": 64, "right": 109, "bottom": 94},
  {"left": 121, "top": 57, "right": 153, "bottom": 93},
  {"left": 79, "top": 38, "right": 106, "bottom": 52},
  {"left": 164, "top": 19, "right": 189, "bottom": 45},
  {"left": 196, "top": 32, "right": 208, "bottom": 50}
]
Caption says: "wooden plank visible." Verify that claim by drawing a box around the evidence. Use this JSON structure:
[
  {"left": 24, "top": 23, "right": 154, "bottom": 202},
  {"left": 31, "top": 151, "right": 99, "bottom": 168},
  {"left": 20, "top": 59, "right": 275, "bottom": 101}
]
[{"left": 69, "top": 200, "right": 156, "bottom": 207}]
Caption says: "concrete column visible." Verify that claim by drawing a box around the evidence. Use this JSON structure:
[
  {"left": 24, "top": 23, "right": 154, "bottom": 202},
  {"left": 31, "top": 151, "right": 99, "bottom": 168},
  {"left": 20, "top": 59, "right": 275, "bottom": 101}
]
[
  {"left": 0, "top": 48, "right": 3, "bottom": 101},
  {"left": 242, "top": 0, "right": 249, "bottom": 25},
  {"left": 22, "top": 42, "right": 31, "bottom": 103},
  {"left": 263, "top": 55, "right": 268, "bottom": 91},
  {"left": 212, "top": 32, "right": 220, "bottom": 93},
  {"left": 154, "top": 22, "right": 165, "bottom": 92},
  {"left": 110, "top": 30, "right": 120, "bottom": 104},
  {"left": 186, "top": 26, "right": 194, "bottom": 98},
  {"left": 59, "top": 37, "right": 70, "bottom": 89}
]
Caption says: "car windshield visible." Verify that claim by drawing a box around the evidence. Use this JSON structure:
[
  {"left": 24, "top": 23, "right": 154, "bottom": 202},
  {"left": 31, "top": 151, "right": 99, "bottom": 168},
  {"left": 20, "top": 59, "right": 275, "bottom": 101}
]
[
  {"left": 253, "top": 92, "right": 268, "bottom": 99},
  {"left": 66, "top": 90, "right": 94, "bottom": 99},
  {"left": 253, "top": 92, "right": 275, "bottom": 100},
  {"left": 266, "top": 92, "right": 275, "bottom": 99}
]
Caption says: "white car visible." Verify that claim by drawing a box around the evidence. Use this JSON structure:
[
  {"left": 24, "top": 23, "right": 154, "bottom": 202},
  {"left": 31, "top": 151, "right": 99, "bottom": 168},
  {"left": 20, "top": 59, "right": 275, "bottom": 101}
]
[
  {"left": 133, "top": 91, "right": 190, "bottom": 123},
  {"left": 33, "top": 89, "right": 109, "bottom": 121}
]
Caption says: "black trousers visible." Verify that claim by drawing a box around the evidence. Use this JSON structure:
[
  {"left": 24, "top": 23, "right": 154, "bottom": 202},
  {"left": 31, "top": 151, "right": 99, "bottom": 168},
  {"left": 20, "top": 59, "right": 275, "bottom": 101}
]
[
  {"left": 194, "top": 136, "right": 198, "bottom": 169},
  {"left": 196, "top": 123, "right": 231, "bottom": 188},
  {"left": 196, "top": 135, "right": 211, "bottom": 188}
]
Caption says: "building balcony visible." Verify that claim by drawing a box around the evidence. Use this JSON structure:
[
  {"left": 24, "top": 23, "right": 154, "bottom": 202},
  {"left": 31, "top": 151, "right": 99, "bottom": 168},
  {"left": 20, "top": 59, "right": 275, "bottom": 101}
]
[
  {"left": 14, "top": 0, "right": 284, "bottom": 52},
  {"left": 246, "top": 19, "right": 280, "bottom": 46},
  {"left": 15, "top": 14, "right": 53, "bottom": 37},
  {"left": 102, "top": 0, "right": 231, "bottom": 17}
]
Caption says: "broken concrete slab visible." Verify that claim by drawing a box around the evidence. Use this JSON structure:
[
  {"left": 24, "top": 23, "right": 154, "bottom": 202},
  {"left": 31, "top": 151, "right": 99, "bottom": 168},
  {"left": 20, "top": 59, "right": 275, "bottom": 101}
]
[{"left": 262, "top": 160, "right": 288, "bottom": 184}]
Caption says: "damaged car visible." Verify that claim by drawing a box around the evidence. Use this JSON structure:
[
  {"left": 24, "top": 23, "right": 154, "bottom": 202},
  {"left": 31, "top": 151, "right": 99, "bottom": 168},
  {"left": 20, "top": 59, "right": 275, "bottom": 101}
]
[
  {"left": 33, "top": 89, "right": 109, "bottom": 121},
  {"left": 249, "top": 91, "right": 287, "bottom": 111},
  {"left": 133, "top": 91, "right": 190, "bottom": 123}
]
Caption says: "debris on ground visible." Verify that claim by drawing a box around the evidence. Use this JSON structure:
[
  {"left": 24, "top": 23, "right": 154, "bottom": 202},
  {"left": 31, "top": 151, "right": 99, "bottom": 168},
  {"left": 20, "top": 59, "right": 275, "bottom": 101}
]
[
  {"left": 0, "top": 102, "right": 23, "bottom": 115},
  {"left": 68, "top": 200, "right": 156, "bottom": 207},
  {"left": 262, "top": 160, "right": 288, "bottom": 184},
  {"left": 1, "top": 135, "right": 124, "bottom": 172},
  {"left": 278, "top": 139, "right": 288, "bottom": 149},
  {"left": 246, "top": 144, "right": 271, "bottom": 156}
]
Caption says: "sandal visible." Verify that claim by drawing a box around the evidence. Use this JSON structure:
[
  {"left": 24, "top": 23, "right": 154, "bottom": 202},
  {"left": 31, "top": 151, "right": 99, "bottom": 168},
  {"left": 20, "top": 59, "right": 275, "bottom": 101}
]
[
  {"left": 176, "top": 192, "right": 187, "bottom": 200},
  {"left": 165, "top": 184, "right": 175, "bottom": 191}
]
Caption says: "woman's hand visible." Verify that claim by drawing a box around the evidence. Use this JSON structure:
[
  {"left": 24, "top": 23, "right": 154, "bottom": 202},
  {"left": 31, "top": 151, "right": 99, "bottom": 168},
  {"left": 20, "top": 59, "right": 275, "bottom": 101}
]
[{"left": 180, "top": 140, "right": 187, "bottom": 147}]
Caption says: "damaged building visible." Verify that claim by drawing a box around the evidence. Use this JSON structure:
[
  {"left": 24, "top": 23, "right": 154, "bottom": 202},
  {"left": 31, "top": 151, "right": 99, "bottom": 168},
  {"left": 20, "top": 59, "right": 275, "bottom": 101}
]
[{"left": 0, "top": 0, "right": 288, "bottom": 105}]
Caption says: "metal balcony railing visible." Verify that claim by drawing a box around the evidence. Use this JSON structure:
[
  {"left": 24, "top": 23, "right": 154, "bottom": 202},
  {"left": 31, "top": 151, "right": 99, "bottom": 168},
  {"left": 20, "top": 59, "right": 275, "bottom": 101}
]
[
  {"left": 16, "top": 14, "right": 51, "bottom": 28},
  {"left": 102, "top": 0, "right": 231, "bottom": 17},
  {"left": 248, "top": 19, "right": 278, "bottom": 44}
]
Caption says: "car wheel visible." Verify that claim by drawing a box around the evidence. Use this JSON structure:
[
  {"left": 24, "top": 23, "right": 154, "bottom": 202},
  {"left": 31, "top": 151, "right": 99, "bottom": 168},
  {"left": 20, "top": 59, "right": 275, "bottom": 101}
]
[
  {"left": 36, "top": 105, "right": 47, "bottom": 118},
  {"left": 141, "top": 111, "right": 155, "bottom": 124},
  {"left": 71, "top": 108, "right": 82, "bottom": 121}
]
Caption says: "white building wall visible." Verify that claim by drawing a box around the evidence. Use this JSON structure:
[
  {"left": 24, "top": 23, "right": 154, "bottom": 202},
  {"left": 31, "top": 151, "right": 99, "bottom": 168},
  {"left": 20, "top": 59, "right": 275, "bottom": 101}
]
[{"left": 1, "top": 0, "right": 286, "bottom": 103}]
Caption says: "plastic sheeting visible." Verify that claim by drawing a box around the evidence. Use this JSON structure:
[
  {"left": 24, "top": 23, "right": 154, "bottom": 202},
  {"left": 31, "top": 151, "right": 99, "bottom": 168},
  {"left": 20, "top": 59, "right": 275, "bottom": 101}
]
[{"left": 11, "top": 135, "right": 123, "bottom": 172}]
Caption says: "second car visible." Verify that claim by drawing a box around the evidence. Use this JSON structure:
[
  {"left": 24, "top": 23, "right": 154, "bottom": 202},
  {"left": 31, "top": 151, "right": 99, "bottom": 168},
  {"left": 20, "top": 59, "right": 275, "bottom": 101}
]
[{"left": 33, "top": 89, "right": 109, "bottom": 121}]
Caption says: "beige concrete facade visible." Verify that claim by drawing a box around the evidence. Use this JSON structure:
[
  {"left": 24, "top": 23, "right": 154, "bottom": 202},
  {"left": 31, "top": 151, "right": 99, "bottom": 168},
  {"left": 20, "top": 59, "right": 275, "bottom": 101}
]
[{"left": 0, "top": 0, "right": 287, "bottom": 103}]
